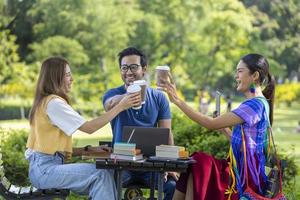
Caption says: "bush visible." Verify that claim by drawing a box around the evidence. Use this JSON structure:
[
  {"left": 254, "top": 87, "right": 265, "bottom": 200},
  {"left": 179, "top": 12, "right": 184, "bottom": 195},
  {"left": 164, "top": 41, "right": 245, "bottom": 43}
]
[
  {"left": 0, "top": 128, "right": 30, "bottom": 186},
  {"left": 275, "top": 83, "right": 300, "bottom": 107},
  {"left": 172, "top": 109, "right": 229, "bottom": 159},
  {"left": 278, "top": 149, "right": 300, "bottom": 199}
]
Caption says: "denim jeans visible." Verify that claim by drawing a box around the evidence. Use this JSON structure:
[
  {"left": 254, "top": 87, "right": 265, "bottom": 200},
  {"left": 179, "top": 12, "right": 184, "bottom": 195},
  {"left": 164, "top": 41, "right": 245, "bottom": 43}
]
[
  {"left": 122, "top": 170, "right": 176, "bottom": 200},
  {"left": 28, "top": 152, "right": 117, "bottom": 200}
]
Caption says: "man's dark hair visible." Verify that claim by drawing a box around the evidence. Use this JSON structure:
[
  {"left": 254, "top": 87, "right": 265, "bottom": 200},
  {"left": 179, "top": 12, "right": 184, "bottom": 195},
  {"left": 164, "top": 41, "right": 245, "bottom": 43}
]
[{"left": 118, "top": 47, "right": 147, "bottom": 67}]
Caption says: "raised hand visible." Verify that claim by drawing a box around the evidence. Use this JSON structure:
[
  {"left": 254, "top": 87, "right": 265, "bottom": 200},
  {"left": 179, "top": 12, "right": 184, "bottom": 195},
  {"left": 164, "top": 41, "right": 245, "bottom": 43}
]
[
  {"left": 118, "top": 92, "right": 141, "bottom": 110},
  {"left": 158, "top": 72, "right": 181, "bottom": 104}
]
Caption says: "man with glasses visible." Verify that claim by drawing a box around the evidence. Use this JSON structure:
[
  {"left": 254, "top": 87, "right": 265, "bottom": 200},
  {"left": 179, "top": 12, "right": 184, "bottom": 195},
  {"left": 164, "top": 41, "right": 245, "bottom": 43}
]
[{"left": 102, "top": 47, "right": 176, "bottom": 200}]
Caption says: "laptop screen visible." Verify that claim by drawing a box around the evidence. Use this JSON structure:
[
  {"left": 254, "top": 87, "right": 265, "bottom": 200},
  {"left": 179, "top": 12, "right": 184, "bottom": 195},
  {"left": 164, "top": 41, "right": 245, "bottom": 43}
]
[{"left": 121, "top": 126, "right": 170, "bottom": 156}]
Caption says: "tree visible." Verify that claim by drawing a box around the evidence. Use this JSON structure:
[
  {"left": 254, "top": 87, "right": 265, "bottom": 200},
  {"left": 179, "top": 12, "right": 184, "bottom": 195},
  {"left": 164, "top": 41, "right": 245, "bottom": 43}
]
[
  {"left": 1, "top": 0, "right": 36, "bottom": 59},
  {"left": 26, "top": 0, "right": 141, "bottom": 97},
  {"left": 131, "top": 0, "right": 254, "bottom": 93},
  {"left": 0, "top": 30, "right": 33, "bottom": 118},
  {"left": 28, "top": 36, "right": 89, "bottom": 73},
  {"left": 0, "top": 30, "right": 26, "bottom": 86},
  {"left": 242, "top": 0, "right": 300, "bottom": 80}
]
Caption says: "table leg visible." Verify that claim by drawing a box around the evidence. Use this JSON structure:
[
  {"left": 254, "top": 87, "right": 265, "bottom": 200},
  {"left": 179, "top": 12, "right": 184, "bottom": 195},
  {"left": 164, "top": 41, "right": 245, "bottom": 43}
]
[
  {"left": 149, "top": 172, "right": 155, "bottom": 199},
  {"left": 157, "top": 172, "right": 164, "bottom": 200},
  {"left": 116, "top": 170, "right": 122, "bottom": 200}
]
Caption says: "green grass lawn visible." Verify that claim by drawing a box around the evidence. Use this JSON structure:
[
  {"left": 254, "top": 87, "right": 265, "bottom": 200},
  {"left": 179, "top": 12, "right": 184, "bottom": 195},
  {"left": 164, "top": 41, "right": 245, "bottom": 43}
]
[
  {"left": 272, "top": 103, "right": 300, "bottom": 196},
  {"left": 272, "top": 103, "right": 300, "bottom": 164}
]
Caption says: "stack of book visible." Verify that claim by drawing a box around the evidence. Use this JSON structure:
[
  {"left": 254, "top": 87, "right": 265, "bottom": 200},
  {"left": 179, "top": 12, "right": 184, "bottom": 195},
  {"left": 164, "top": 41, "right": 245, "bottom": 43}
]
[
  {"left": 155, "top": 145, "right": 189, "bottom": 159},
  {"left": 110, "top": 142, "right": 143, "bottom": 161}
]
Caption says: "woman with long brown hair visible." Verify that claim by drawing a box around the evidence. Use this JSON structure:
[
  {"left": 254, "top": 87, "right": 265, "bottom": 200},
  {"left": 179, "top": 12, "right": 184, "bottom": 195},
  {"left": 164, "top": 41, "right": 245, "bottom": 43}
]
[{"left": 25, "top": 56, "right": 140, "bottom": 200}]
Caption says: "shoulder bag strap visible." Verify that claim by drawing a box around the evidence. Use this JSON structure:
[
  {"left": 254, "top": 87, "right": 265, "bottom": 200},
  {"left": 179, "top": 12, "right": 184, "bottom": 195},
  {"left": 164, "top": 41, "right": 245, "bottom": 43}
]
[
  {"left": 241, "top": 97, "right": 283, "bottom": 192},
  {"left": 256, "top": 97, "right": 283, "bottom": 192},
  {"left": 241, "top": 126, "right": 249, "bottom": 188}
]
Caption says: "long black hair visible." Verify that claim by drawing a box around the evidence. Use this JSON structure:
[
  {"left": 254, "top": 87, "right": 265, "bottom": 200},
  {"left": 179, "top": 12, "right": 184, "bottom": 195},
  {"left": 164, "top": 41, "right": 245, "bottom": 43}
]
[{"left": 241, "top": 53, "right": 275, "bottom": 125}]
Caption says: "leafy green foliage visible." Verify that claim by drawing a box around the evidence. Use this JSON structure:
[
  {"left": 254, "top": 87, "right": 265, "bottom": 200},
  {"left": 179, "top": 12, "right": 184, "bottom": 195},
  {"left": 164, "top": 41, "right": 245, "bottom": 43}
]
[
  {"left": 172, "top": 109, "right": 230, "bottom": 159},
  {"left": 28, "top": 36, "right": 89, "bottom": 73},
  {"left": 131, "top": 0, "right": 254, "bottom": 91},
  {"left": 275, "top": 83, "right": 300, "bottom": 106},
  {"left": 243, "top": 0, "right": 300, "bottom": 78},
  {"left": 0, "top": 128, "right": 29, "bottom": 186},
  {"left": 0, "top": 30, "right": 24, "bottom": 84},
  {"left": 277, "top": 148, "right": 300, "bottom": 200},
  {"left": 0, "top": 30, "right": 34, "bottom": 104},
  {"left": 1, "top": 0, "right": 299, "bottom": 104}
]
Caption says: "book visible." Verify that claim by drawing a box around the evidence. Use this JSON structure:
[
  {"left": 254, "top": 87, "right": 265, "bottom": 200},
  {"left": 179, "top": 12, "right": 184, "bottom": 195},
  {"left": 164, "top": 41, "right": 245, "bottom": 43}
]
[
  {"left": 113, "top": 148, "right": 141, "bottom": 156},
  {"left": 155, "top": 145, "right": 189, "bottom": 159},
  {"left": 110, "top": 153, "right": 144, "bottom": 161},
  {"left": 156, "top": 145, "right": 185, "bottom": 152},
  {"left": 113, "top": 142, "right": 136, "bottom": 150}
]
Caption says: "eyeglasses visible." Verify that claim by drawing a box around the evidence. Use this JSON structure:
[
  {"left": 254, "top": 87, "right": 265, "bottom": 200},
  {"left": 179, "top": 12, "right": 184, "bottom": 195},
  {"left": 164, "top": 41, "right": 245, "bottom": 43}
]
[{"left": 120, "top": 64, "right": 141, "bottom": 73}]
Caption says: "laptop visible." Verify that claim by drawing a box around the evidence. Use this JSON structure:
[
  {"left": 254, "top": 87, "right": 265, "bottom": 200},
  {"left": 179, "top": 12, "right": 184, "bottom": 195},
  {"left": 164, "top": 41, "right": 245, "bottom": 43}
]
[{"left": 121, "top": 126, "right": 170, "bottom": 156}]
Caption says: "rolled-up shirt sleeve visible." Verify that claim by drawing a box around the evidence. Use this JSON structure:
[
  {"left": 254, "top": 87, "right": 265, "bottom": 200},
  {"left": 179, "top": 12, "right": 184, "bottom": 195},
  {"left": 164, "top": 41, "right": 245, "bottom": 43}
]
[{"left": 46, "top": 98, "right": 86, "bottom": 136}]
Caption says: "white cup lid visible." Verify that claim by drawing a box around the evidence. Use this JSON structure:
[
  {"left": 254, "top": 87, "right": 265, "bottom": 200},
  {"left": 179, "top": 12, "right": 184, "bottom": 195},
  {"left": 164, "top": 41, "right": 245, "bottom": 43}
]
[
  {"left": 133, "top": 80, "right": 146, "bottom": 85},
  {"left": 127, "top": 84, "right": 141, "bottom": 93},
  {"left": 156, "top": 65, "right": 170, "bottom": 70}
]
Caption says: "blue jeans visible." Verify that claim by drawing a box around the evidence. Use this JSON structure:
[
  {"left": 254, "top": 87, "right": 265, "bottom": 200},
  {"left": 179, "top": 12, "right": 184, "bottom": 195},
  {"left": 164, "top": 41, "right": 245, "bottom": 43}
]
[
  {"left": 122, "top": 171, "right": 176, "bottom": 200},
  {"left": 28, "top": 152, "right": 117, "bottom": 200}
]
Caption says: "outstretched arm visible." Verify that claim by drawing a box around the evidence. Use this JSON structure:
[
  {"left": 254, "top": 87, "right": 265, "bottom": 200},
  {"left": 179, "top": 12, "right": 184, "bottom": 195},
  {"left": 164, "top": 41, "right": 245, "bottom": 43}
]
[
  {"left": 104, "top": 94, "right": 126, "bottom": 111},
  {"left": 173, "top": 99, "right": 242, "bottom": 130},
  {"left": 79, "top": 93, "right": 140, "bottom": 134},
  {"left": 158, "top": 78, "right": 243, "bottom": 131}
]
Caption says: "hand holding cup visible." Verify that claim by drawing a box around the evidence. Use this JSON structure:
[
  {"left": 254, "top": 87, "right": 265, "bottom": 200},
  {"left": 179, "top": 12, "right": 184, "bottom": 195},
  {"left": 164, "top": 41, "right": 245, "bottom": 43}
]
[
  {"left": 133, "top": 80, "right": 147, "bottom": 104},
  {"left": 119, "top": 91, "right": 141, "bottom": 110},
  {"left": 126, "top": 84, "right": 142, "bottom": 109},
  {"left": 157, "top": 72, "right": 181, "bottom": 104},
  {"left": 156, "top": 65, "right": 170, "bottom": 90}
]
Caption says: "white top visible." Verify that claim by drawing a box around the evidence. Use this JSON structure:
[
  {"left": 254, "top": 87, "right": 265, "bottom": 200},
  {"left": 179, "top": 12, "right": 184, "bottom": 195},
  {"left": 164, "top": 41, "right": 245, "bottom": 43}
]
[
  {"left": 25, "top": 97, "right": 86, "bottom": 159},
  {"left": 47, "top": 98, "right": 85, "bottom": 136}
]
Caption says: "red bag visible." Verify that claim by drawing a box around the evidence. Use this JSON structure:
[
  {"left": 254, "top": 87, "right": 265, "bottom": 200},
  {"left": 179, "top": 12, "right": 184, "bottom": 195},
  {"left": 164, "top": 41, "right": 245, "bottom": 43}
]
[{"left": 240, "top": 127, "right": 286, "bottom": 200}]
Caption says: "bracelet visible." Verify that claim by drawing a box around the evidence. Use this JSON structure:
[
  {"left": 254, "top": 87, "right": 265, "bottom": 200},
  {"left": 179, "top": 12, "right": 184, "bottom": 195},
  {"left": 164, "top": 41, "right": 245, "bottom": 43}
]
[{"left": 84, "top": 145, "right": 92, "bottom": 151}]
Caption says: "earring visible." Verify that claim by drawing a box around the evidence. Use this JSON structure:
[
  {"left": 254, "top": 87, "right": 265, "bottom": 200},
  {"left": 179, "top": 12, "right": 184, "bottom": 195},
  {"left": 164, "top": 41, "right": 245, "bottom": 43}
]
[{"left": 249, "top": 83, "right": 256, "bottom": 93}]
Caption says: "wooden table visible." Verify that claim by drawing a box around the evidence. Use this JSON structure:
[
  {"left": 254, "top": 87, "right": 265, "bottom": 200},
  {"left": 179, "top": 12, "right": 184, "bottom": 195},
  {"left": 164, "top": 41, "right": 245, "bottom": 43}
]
[{"left": 96, "top": 158, "right": 194, "bottom": 200}]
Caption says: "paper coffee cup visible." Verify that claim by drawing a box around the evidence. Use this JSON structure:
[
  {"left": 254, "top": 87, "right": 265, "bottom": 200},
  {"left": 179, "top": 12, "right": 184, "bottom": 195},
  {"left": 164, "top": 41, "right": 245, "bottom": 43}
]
[
  {"left": 156, "top": 65, "right": 170, "bottom": 90},
  {"left": 133, "top": 80, "right": 147, "bottom": 104},
  {"left": 127, "top": 84, "right": 142, "bottom": 110}
]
